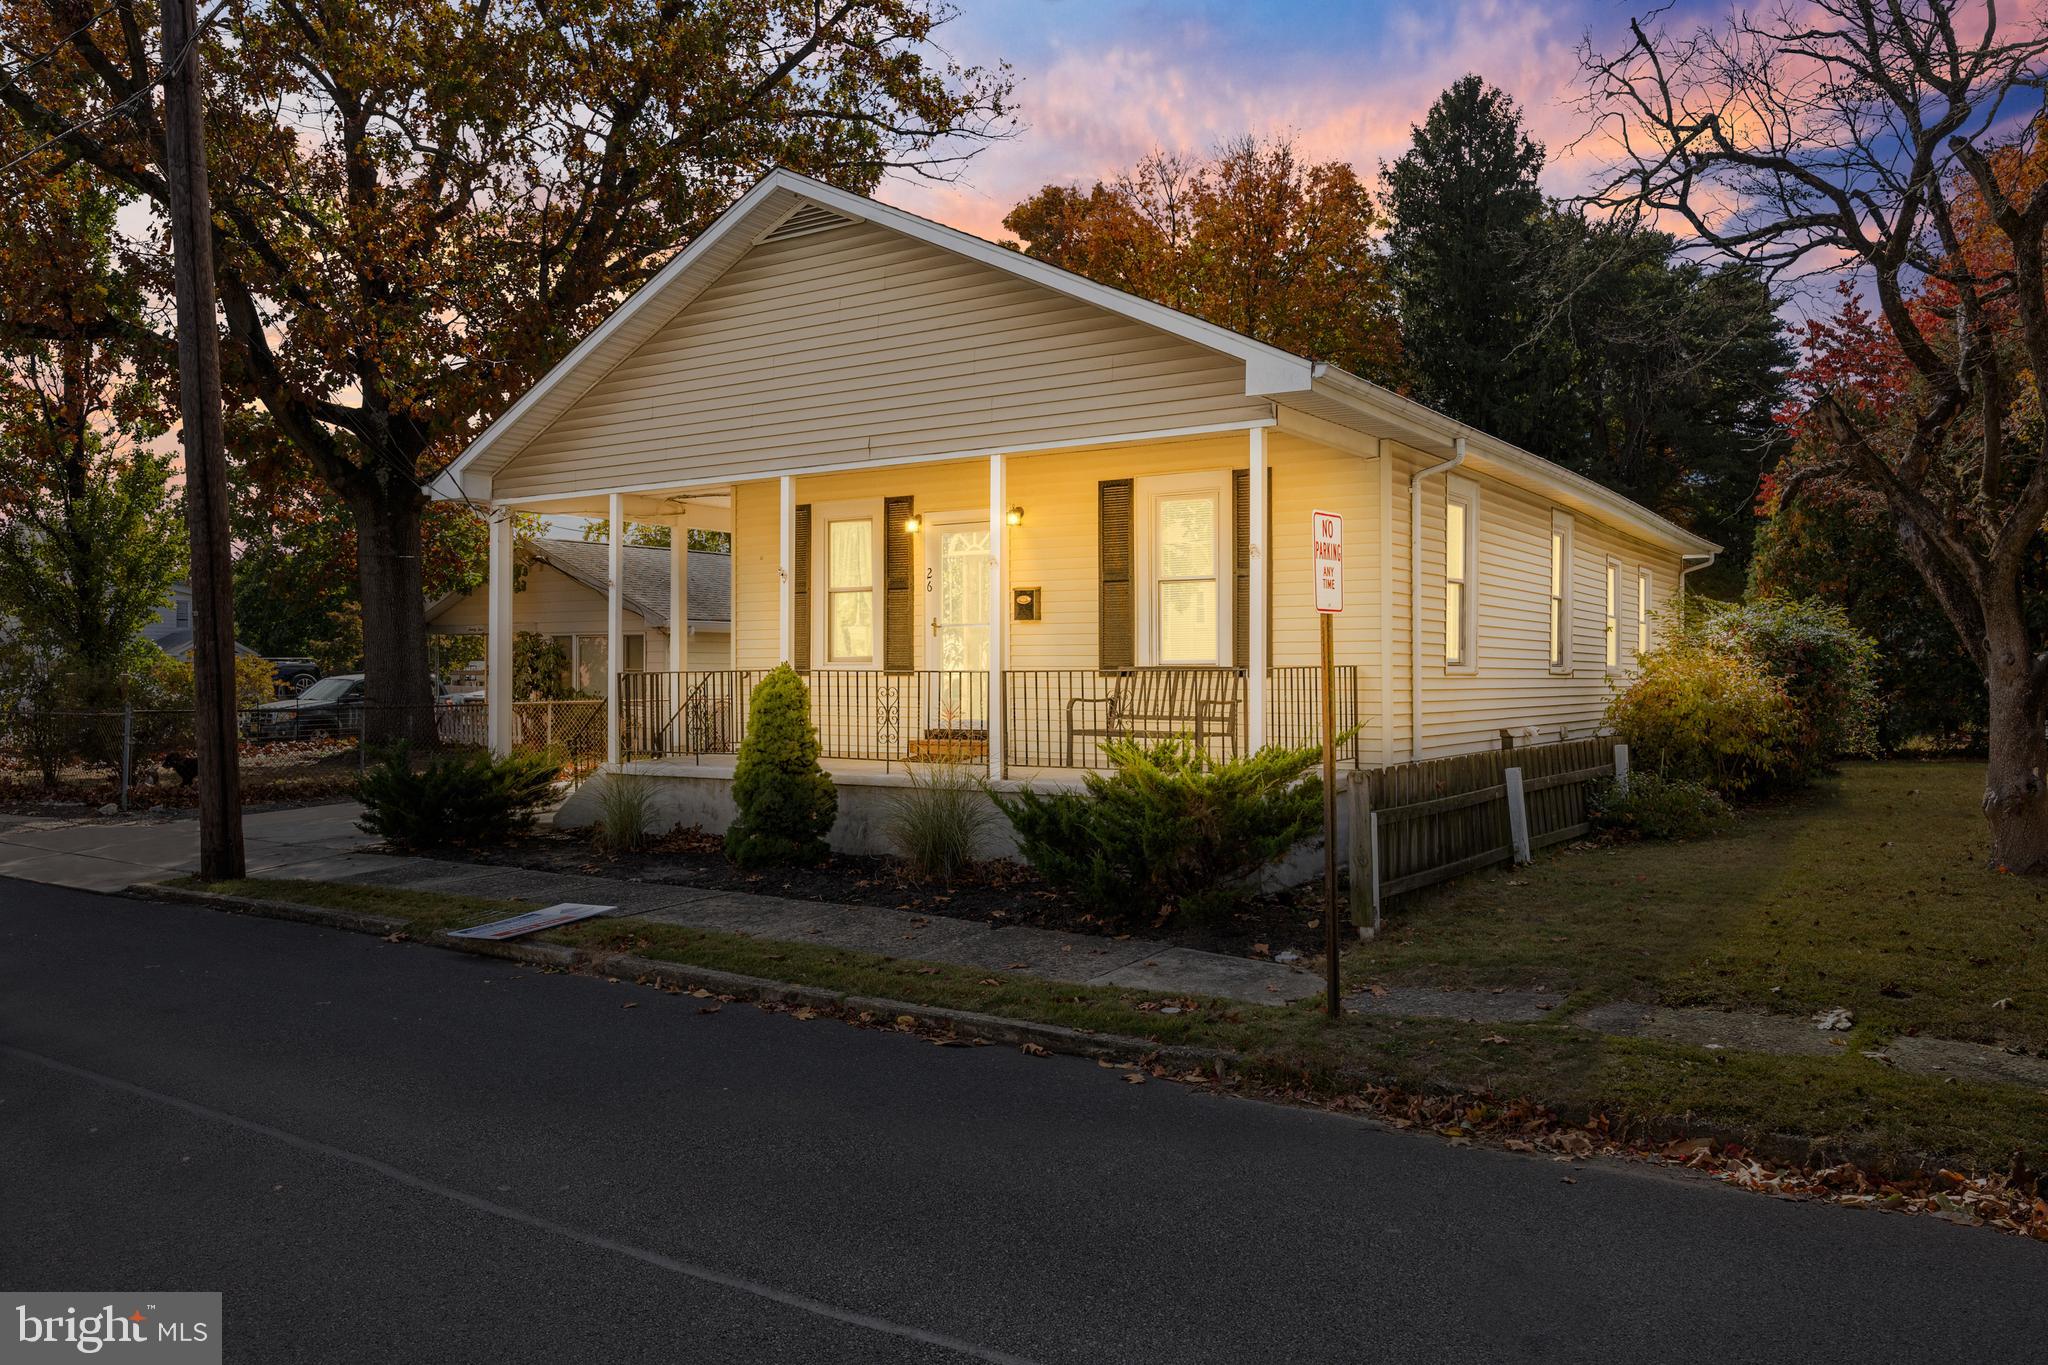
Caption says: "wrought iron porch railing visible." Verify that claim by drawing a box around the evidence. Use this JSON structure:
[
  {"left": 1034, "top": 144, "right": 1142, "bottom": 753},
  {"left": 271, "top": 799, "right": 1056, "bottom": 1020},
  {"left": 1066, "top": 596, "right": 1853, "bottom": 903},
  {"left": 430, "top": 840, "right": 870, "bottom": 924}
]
[{"left": 619, "top": 666, "right": 1363, "bottom": 772}]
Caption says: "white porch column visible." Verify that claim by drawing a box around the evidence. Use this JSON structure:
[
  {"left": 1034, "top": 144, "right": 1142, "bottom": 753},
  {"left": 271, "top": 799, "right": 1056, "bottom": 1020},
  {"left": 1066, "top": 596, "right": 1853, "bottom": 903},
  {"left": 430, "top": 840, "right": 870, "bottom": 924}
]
[
  {"left": 668, "top": 512, "right": 688, "bottom": 675},
  {"left": 606, "top": 493, "right": 624, "bottom": 766},
  {"left": 486, "top": 507, "right": 513, "bottom": 757},
  {"left": 1247, "top": 426, "right": 1268, "bottom": 753},
  {"left": 987, "top": 454, "right": 1008, "bottom": 779},
  {"left": 778, "top": 475, "right": 795, "bottom": 664}
]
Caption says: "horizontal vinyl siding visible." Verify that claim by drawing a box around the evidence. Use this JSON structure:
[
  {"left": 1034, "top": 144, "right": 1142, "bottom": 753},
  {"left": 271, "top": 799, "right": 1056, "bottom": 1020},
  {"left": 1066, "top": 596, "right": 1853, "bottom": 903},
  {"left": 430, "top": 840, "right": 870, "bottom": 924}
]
[
  {"left": 429, "top": 563, "right": 658, "bottom": 640},
  {"left": 728, "top": 433, "right": 1386, "bottom": 682},
  {"left": 492, "top": 222, "right": 1269, "bottom": 500},
  {"left": 1398, "top": 445, "right": 1687, "bottom": 758}
]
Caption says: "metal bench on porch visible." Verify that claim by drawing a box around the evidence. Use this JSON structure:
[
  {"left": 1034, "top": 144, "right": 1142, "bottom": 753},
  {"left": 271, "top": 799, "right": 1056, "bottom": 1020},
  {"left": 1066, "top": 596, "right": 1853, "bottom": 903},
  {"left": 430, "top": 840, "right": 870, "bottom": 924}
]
[{"left": 1063, "top": 667, "right": 1244, "bottom": 767}]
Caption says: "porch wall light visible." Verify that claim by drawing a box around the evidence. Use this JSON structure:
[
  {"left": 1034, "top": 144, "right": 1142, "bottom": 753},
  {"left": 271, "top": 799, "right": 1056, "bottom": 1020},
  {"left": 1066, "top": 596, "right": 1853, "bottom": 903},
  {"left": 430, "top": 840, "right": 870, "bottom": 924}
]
[
  {"left": 903, "top": 513, "right": 922, "bottom": 534},
  {"left": 1005, "top": 506, "right": 1025, "bottom": 527}
]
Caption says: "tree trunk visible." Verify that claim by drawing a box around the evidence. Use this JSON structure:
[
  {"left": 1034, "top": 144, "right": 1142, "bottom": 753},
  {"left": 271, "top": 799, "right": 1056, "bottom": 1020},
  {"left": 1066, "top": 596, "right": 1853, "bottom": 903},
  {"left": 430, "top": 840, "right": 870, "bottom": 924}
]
[
  {"left": 1982, "top": 619, "right": 2048, "bottom": 873},
  {"left": 351, "top": 485, "right": 435, "bottom": 746}
]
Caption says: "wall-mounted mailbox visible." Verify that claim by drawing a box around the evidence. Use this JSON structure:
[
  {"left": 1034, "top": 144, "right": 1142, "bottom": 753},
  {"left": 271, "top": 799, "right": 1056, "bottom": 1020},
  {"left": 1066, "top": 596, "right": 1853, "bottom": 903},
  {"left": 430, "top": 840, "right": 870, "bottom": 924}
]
[{"left": 1012, "top": 587, "right": 1041, "bottom": 622}]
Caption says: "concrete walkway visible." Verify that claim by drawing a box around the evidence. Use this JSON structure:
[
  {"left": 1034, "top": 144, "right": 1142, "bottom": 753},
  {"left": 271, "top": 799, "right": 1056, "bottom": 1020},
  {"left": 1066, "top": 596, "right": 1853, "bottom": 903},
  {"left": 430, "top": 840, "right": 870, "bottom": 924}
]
[{"left": 0, "top": 802, "right": 371, "bottom": 892}]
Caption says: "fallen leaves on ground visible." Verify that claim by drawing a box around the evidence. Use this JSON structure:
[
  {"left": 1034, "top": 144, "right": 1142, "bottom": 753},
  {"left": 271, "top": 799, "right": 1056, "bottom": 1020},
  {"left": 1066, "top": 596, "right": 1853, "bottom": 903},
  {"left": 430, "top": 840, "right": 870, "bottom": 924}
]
[{"left": 1020, "top": 1042, "right": 1050, "bottom": 1057}]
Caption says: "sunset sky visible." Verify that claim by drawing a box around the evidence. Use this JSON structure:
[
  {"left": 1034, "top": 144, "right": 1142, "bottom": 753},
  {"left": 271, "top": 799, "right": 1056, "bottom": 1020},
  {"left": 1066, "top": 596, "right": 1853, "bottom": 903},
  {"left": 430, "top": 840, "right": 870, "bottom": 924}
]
[{"left": 878, "top": 0, "right": 1682, "bottom": 240}]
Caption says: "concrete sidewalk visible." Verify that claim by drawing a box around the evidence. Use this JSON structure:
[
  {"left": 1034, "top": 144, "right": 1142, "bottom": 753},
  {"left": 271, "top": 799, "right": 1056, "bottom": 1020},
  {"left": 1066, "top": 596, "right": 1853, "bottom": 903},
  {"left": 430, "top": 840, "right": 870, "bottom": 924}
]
[
  {"left": 0, "top": 805, "right": 1322, "bottom": 1004},
  {"left": 0, "top": 802, "right": 371, "bottom": 892},
  {"left": 291, "top": 852, "right": 1326, "bottom": 1005}
]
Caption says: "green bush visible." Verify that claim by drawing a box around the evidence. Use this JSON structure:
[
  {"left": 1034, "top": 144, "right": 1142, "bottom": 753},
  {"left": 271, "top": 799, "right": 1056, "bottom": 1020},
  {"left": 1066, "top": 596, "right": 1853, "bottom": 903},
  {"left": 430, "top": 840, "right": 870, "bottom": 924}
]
[
  {"left": 355, "top": 742, "right": 559, "bottom": 850},
  {"left": 884, "top": 760, "right": 992, "bottom": 882},
  {"left": 1587, "top": 771, "right": 1733, "bottom": 840},
  {"left": 591, "top": 773, "right": 657, "bottom": 855},
  {"left": 991, "top": 738, "right": 1321, "bottom": 928},
  {"left": 725, "top": 665, "right": 836, "bottom": 868},
  {"left": 1605, "top": 642, "right": 1799, "bottom": 796},
  {"left": 1693, "top": 597, "right": 1880, "bottom": 769}
]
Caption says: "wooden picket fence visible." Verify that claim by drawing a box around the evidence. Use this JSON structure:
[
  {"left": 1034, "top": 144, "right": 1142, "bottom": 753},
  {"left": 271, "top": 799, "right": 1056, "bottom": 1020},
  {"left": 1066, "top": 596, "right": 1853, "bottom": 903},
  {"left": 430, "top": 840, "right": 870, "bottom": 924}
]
[{"left": 1347, "top": 736, "right": 1626, "bottom": 927}]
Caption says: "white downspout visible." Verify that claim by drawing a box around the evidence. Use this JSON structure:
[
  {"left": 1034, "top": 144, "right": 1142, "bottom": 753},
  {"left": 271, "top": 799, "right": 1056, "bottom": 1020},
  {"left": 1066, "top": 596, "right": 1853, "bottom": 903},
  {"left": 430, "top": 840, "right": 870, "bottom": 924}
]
[
  {"left": 1408, "top": 437, "right": 1466, "bottom": 762},
  {"left": 1679, "top": 551, "right": 1718, "bottom": 616}
]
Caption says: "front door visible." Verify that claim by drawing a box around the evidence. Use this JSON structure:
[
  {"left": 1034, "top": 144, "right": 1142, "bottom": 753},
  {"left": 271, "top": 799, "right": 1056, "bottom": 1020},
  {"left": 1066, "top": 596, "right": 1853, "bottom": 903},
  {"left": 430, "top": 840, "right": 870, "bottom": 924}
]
[{"left": 927, "top": 517, "right": 991, "bottom": 731}]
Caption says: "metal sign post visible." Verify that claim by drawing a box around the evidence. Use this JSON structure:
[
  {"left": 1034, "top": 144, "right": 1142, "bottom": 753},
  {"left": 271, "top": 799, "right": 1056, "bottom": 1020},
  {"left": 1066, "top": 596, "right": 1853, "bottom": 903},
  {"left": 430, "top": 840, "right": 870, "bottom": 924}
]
[{"left": 1312, "top": 510, "right": 1343, "bottom": 1018}]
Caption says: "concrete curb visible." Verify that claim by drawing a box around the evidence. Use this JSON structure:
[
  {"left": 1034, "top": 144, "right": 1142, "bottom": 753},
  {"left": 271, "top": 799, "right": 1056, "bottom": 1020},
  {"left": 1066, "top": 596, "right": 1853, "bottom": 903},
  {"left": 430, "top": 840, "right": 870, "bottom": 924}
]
[{"left": 126, "top": 883, "right": 1221, "bottom": 1073}]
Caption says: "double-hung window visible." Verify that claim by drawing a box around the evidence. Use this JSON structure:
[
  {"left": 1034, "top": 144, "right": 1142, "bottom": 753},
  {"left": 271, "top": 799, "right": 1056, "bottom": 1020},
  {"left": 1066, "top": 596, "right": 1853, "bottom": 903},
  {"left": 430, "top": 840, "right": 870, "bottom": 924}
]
[
  {"left": 1444, "top": 479, "right": 1477, "bottom": 668},
  {"left": 1636, "top": 567, "right": 1652, "bottom": 656},
  {"left": 1137, "top": 473, "right": 1230, "bottom": 666},
  {"left": 1604, "top": 559, "right": 1622, "bottom": 670},
  {"left": 1548, "top": 511, "right": 1574, "bottom": 671},
  {"left": 826, "top": 518, "right": 876, "bottom": 663}
]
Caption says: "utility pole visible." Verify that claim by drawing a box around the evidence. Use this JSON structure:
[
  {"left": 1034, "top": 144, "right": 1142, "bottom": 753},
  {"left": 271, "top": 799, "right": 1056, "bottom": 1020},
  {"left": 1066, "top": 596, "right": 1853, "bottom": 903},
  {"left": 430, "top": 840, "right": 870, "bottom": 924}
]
[{"left": 160, "top": 0, "right": 243, "bottom": 879}]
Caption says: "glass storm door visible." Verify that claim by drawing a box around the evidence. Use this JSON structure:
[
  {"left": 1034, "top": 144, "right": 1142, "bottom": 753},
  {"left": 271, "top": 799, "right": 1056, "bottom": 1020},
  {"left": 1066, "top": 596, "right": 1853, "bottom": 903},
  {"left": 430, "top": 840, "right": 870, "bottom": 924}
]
[{"left": 928, "top": 520, "right": 991, "bottom": 731}]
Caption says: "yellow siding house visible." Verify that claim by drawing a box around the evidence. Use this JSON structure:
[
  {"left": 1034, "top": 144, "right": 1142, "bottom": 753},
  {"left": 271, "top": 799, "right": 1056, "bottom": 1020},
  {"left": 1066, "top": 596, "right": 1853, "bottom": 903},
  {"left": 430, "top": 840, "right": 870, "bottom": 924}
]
[{"left": 437, "top": 170, "right": 1717, "bottom": 787}]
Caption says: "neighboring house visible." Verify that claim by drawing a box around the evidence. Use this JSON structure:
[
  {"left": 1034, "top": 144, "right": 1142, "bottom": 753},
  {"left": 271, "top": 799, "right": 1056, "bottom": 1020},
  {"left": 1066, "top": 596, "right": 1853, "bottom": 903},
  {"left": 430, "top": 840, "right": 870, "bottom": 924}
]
[
  {"left": 436, "top": 169, "right": 1716, "bottom": 784},
  {"left": 141, "top": 582, "right": 261, "bottom": 660},
  {"left": 426, "top": 538, "right": 732, "bottom": 692}
]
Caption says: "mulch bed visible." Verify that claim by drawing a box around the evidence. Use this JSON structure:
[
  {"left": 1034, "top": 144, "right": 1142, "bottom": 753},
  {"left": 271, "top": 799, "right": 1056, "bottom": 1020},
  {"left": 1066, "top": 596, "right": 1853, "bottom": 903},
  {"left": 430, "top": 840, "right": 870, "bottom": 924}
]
[{"left": 437, "top": 827, "right": 1334, "bottom": 958}]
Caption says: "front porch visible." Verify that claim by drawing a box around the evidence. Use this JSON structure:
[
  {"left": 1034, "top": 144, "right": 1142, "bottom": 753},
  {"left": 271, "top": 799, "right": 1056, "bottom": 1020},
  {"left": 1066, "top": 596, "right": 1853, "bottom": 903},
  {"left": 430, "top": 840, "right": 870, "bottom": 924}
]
[{"left": 479, "top": 425, "right": 1388, "bottom": 781}]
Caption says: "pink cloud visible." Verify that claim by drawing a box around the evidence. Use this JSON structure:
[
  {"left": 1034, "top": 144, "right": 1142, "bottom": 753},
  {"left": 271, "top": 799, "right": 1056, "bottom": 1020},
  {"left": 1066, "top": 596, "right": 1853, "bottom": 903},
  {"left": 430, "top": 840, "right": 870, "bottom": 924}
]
[{"left": 879, "top": 0, "right": 1613, "bottom": 241}]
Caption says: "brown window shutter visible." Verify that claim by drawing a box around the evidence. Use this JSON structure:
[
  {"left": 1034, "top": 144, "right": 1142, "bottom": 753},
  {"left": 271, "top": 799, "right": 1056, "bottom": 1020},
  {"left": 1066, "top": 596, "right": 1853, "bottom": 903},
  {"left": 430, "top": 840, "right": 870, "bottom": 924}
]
[
  {"left": 883, "top": 495, "right": 914, "bottom": 672},
  {"left": 1098, "top": 479, "right": 1134, "bottom": 671},
  {"left": 1232, "top": 469, "right": 1250, "bottom": 669},
  {"left": 791, "top": 504, "right": 811, "bottom": 672}
]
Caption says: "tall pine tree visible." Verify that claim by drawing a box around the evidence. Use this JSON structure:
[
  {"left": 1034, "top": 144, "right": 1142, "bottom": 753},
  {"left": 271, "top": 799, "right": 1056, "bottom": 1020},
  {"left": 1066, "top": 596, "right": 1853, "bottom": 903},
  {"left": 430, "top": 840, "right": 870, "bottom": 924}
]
[{"left": 1383, "top": 76, "right": 1554, "bottom": 450}]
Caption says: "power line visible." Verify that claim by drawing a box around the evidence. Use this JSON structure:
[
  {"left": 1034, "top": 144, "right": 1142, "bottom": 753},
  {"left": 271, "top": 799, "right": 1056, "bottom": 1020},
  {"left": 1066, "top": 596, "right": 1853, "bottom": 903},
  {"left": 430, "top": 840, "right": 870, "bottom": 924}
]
[
  {"left": 0, "top": 0, "right": 228, "bottom": 179},
  {"left": 0, "top": 0, "right": 128, "bottom": 92}
]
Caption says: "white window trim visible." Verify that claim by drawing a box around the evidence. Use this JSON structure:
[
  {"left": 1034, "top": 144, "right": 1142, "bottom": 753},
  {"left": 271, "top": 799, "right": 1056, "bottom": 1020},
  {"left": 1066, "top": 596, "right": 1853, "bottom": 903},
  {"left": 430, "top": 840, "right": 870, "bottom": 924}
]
[
  {"left": 1636, "top": 565, "right": 1653, "bottom": 658},
  {"left": 1604, "top": 556, "right": 1622, "bottom": 672},
  {"left": 1443, "top": 474, "right": 1479, "bottom": 675},
  {"left": 809, "top": 497, "right": 884, "bottom": 669},
  {"left": 569, "top": 632, "right": 644, "bottom": 692},
  {"left": 1134, "top": 470, "right": 1234, "bottom": 667},
  {"left": 1549, "top": 510, "right": 1575, "bottom": 675}
]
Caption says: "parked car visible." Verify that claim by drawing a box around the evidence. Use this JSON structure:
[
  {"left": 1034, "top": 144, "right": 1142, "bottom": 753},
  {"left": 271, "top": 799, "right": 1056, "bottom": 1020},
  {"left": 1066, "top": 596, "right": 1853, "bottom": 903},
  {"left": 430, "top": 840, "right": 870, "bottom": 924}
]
[
  {"left": 268, "top": 657, "right": 322, "bottom": 696},
  {"left": 245, "top": 674, "right": 364, "bottom": 740}
]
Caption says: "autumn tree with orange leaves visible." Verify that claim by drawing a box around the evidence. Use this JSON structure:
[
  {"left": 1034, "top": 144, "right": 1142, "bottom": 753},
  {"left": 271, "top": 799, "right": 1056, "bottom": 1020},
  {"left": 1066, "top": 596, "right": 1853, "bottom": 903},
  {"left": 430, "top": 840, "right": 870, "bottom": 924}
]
[
  {"left": 0, "top": 0, "right": 1012, "bottom": 739},
  {"left": 1004, "top": 136, "right": 1402, "bottom": 385},
  {"left": 1586, "top": 1, "right": 2048, "bottom": 871}
]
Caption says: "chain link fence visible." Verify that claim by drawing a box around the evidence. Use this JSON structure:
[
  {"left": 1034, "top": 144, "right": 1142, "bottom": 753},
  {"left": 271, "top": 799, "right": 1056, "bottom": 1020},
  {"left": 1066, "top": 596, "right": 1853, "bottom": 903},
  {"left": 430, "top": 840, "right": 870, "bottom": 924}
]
[{"left": 0, "top": 700, "right": 497, "bottom": 810}]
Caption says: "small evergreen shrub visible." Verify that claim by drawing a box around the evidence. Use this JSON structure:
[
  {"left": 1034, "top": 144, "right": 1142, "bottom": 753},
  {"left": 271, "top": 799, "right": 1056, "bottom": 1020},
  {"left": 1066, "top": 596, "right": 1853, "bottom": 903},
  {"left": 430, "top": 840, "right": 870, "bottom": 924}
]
[
  {"left": 355, "top": 742, "right": 559, "bottom": 849},
  {"left": 725, "top": 665, "right": 836, "bottom": 868},
  {"left": 884, "top": 760, "right": 992, "bottom": 882},
  {"left": 591, "top": 772, "right": 657, "bottom": 855},
  {"left": 1606, "top": 643, "right": 1798, "bottom": 796},
  {"left": 992, "top": 738, "right": 1321, "bottom": 928},
  {"left": 1588, "top": 772, "right": 1733, "bottom": 841}
]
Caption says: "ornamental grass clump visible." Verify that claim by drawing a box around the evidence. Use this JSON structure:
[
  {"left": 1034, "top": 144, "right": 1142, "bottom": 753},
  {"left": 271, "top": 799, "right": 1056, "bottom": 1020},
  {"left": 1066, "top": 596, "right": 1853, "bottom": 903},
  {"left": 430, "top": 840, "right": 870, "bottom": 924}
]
[
  {"left": 725, "top": 664, "right": 837, "bottom": 868},
  {"left": 992, "top": 737, "right": 1321, "bottom": 928},
  {"left": 884, "top": 760, "right": 992, "bottom": 882},
  {"left": 591, "top": 772, "right": 657, "bottom": 855}
]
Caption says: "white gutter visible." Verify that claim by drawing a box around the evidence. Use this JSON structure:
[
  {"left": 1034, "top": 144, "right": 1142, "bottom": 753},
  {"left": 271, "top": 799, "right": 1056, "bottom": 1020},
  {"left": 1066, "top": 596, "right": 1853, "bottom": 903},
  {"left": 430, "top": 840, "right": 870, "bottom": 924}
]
[{"left": 1409, "top": 437, "right": 1467, "bottom": 761}]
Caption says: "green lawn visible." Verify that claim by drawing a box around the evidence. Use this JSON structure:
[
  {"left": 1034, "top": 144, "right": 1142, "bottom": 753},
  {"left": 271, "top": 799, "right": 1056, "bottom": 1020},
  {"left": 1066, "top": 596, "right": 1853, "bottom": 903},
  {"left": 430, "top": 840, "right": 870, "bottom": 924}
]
[
  {"left": 1355, "top": 760, "right": 2048, "bottom": 1051},
  {"left": 178, "top": 760, "right": 2048, "bottom": 1174}
]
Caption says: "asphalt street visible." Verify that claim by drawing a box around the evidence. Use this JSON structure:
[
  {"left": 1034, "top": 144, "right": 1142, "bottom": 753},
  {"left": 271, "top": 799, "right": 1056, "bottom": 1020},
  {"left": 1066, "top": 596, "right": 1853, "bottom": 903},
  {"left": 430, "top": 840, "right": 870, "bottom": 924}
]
[{"left": 3, "top": 878, "right": 2044, "bottom": 1363}]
